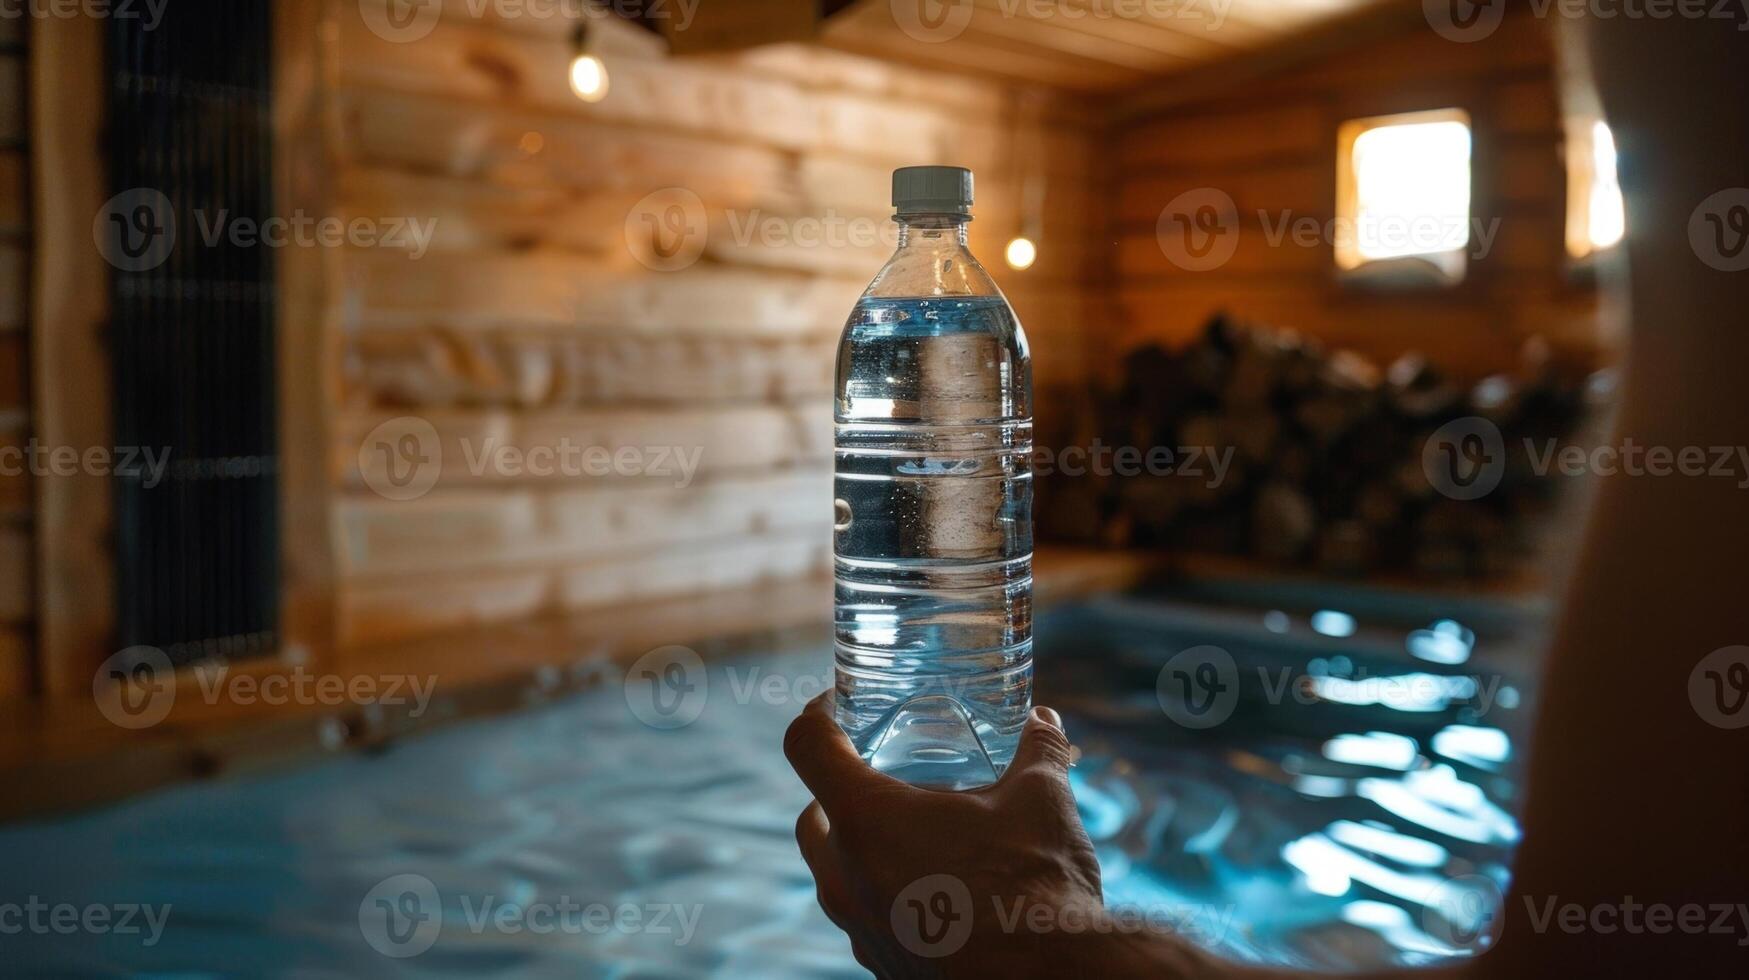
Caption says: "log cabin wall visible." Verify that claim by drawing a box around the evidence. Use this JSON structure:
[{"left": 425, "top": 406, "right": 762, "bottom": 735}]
[
  {"left": 1110, "top": 10, "right": 1600, "bottom": 380},
  {"left": 330, "top": 6, "right": 1103, "bottom": 650},
  {"left": 0, "top": 18, "right": 26, "bottom": 696}
]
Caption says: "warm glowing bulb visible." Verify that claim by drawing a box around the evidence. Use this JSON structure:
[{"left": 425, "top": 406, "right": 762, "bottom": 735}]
[
  {"left": 569, "top": 53, "right": 609, "bottom": 103},
  {"left": 1005, "top": 236, "right": 1036, "bottom": 270}
]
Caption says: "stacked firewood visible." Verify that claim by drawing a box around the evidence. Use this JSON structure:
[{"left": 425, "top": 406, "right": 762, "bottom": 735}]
[{"left": 1038, "top": 314, "right": 1604, "bottom": 580}]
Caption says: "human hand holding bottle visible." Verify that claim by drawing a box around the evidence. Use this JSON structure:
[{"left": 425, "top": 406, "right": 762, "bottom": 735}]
[{"left": 785, "top": 691, "right": 1219, "bottom": 979}]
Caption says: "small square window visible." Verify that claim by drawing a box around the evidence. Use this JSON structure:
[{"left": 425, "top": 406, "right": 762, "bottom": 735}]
[
  {"left": 1335, "top": 108, "right": 1473, "bottom": 284},
  {"left": 1566, "top": 119, "right": 1625, "bottom": 259}
]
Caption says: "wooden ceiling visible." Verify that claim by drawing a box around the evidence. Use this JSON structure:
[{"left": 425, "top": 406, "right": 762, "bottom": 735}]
[{"left": 821, "top": 0, "right": 1408, "bottom": 91}]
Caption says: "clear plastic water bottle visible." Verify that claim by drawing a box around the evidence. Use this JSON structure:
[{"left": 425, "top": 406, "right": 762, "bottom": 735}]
[{"left": 833, "top": 166, "right": 1033, "bottom": 790}]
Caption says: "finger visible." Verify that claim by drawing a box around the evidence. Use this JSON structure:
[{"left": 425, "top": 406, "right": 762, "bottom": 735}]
[
  {"left": 1036, "top": 705, "right": 1064, "bottom": 734},
  {"left": 849, "top": 942, "right": 880, "bottom": 975},
  {"left": 783, "top": 689, "right": 901, "bottom": 818},
  {"left": 795, "top": 800, "right": 833, "bottom": 874},
  {"left": 998, "top": 705, "right": 1076, "bottom": 789},
  {"left": 796, "top": 801, "right": 854, "bottom": 928}
]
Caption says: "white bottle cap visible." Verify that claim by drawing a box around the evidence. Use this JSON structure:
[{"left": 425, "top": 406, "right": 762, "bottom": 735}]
[{"left": 892, "top": 166, "right": 973, "bottom": 215}]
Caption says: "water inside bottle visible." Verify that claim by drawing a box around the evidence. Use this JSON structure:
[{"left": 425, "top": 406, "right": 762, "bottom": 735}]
[{"left": 833, "top": 295, "right": 1033, "bottom": 789}]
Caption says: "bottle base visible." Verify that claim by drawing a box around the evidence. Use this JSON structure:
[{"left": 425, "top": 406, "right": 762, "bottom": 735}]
[{"left": 861, "top": 694, "right": 1002, "bottom": 790}]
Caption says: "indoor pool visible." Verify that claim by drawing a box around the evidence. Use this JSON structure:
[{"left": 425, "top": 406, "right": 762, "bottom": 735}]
[{"left": 0, "top": 588, "right": 1540, "bottom": 976}]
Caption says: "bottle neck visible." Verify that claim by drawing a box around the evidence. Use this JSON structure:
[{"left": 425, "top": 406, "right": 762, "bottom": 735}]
[
  {"left": 895, "top": 212, "right": 969, "bottom": 249},
  {"left": 864, "top": 210, "right": 997, "bottom": 299}
]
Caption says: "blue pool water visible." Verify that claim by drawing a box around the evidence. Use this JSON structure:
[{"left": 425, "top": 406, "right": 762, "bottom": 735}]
[{"left": 0, "top": 591, "right": 1536, "bottom": 976}]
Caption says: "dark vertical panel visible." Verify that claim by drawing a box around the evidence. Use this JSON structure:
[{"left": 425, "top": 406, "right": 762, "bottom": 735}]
[{"left": 108, "top": 0, "right": 278, "bottom": 667}]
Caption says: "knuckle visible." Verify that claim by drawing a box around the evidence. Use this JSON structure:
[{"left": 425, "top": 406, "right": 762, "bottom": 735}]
[
  {"left": 1028, "top": 722, "right": 1074, "bottom": 769},
  {"left": 794, "top": 806, "right": 813, "bottom": 843},
  {"left": 782, "top": 713, "right": 820, "bottom": 765}
]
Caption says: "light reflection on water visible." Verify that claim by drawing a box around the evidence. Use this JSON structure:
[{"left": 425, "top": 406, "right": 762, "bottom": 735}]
[
  {"left": 1408, "top": 620, "right": 1476, "bottom": 665},
  {"left": 1052, "top": 599, "right": 1529, "bottom": 969},
  {"left": 0, "top": 598, "right": 1531, "bottom": 975},
  {"left": 1310, "top": 610, "right": 1359, "bottom": 638}
]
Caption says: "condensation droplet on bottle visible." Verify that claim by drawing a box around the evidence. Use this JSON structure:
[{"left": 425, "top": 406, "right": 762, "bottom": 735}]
[{"left": 833, "top": 498, "right": 853, "bottom": 532}]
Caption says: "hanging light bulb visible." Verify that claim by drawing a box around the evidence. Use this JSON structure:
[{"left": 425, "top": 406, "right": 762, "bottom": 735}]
[
  {"left": 568, "top": 25, "right": 609, "bottom": 103},
  {"left": 569, "top": 54, "right": 608, "bottom": 102},
  {"left": 1005, "top": 97, "right": 1047, "bottom": 273},
  {"left": 1006, "top": 180, "right": 1045, "bottom": 272}
]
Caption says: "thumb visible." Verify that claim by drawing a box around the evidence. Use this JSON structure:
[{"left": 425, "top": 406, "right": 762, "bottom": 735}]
[{"left": 1000, "top": 706, "right": 1075, "bottom": 786}]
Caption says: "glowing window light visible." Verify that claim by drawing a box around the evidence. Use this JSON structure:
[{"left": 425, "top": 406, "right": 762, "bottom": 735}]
[
  {"left": 1335, "top": 109, "right": 1472, "bottom": 274},
  {"left": 1567, "top": 118, "right": 1627, "bottom": 258},
  {"left": 1587, "top": 121, "right": 1625, "bottom": 249},
  {"left": 1353, "top": 121, "right": 1470, "bottom": 259}
]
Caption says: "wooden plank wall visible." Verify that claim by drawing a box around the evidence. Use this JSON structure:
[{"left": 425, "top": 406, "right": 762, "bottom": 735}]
[
  {"left": 332, "top": 4, "right": 1103, "bottom": 648},
  {"left": 0, "top": 17, "right": 27, "bottom": 696},
  {"left": 1110, "top": 11, "right": 1600, "bottom": 379}
]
